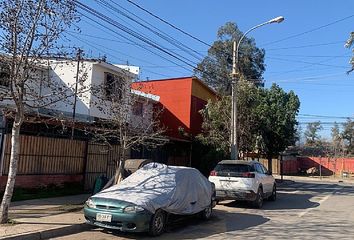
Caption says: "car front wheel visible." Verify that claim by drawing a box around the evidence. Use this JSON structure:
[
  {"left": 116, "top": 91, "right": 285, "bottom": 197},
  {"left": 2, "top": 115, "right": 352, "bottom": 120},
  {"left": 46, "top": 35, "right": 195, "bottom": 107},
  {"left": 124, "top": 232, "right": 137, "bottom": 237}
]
[{"left": 149, "top": 209, "right": 166, "bottom": 236}]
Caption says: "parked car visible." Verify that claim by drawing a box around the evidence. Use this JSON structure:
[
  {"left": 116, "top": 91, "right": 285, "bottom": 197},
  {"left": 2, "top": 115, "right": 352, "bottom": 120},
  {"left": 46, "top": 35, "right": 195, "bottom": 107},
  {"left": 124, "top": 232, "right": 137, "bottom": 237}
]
[
  {"left": 208, "top": 160, "right": 276, "bottom": 208},
  {"left": 84, "top": 163, "right": 216, "bottom": 236}
]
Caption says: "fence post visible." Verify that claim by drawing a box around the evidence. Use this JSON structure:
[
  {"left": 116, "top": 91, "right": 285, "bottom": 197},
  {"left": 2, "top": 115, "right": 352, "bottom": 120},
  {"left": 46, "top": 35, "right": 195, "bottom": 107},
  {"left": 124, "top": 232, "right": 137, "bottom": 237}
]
[
  {"left": 82, "top": 141, "right": 89, "bottom": 190},
  {"left": 280, "top": 154, "right": 283, "bottom": 182}
]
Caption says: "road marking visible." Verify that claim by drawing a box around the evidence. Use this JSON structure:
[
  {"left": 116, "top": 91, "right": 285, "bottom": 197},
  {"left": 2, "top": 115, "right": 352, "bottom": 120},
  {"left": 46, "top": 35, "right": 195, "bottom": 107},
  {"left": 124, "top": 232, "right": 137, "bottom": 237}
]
[{"left": 298, "top": 187, "right": 343, "bottom": 218}]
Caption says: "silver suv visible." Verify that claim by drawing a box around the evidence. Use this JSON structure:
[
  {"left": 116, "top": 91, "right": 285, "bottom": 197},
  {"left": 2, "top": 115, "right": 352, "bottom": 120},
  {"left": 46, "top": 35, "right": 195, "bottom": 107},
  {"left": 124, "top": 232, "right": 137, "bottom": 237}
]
[{"left": 208, "top": 160, "right": 276, "bottom": 208}]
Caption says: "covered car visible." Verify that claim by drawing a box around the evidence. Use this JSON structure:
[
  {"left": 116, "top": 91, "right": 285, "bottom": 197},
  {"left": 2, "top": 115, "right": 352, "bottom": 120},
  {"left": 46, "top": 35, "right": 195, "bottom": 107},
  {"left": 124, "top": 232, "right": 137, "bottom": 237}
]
[{"left": 84, "top": 163, "right": 215, "bottom": 236}]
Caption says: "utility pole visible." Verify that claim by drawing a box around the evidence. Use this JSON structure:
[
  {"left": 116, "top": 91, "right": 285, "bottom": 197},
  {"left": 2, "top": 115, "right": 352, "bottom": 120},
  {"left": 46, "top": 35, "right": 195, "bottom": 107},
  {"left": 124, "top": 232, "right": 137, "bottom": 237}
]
[
  {"left": 71, "top": 48, "right": 83, "bottom": 140},
  {"left": 230, "top": 41, "right": 238, "bottom": 160},
  {"left": 229, "top": 16, "right": 284, "bottom": 160}
]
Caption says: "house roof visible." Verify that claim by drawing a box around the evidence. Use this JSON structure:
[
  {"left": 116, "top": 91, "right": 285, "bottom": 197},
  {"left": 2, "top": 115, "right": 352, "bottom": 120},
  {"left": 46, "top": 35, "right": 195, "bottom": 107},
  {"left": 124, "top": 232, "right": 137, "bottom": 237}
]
[{"left": 134, "top": 76, "right": 217, "bottom": 96}]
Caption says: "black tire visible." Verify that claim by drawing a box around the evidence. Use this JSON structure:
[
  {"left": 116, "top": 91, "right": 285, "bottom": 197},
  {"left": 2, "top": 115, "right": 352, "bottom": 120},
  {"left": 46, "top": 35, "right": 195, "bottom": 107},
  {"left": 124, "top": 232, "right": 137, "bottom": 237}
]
[
  {"left": 269, "top": 184, "right": 277, "bottom": 201},
  {"left": 200, "top": 204, "right": 212, "bottom": 220},
  {"left": 252, "top": 187, "right": 263, "bottom": 209},
  {"left": 148, "top": 209, "right": 166, "bottom": 236}
]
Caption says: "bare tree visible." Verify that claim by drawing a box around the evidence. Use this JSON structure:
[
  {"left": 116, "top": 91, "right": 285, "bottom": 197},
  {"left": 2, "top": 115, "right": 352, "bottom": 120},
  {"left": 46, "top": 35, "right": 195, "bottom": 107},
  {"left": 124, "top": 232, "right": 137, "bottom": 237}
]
[
  {"left": 88, "top": 83, "right": 168, "bottom": 185},
  {"left": 0, "top": 0, "right": 78, "bottom": 223}
]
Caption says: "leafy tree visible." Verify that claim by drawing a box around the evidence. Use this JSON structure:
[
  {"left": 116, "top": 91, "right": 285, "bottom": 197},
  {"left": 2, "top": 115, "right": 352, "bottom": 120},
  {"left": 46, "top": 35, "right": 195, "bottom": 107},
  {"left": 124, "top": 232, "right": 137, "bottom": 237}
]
[
  {"left": 0, "top": 0, "right": 77, "bottom": 223},
  {"left": 198, "top": 80, "right": 261, "bottom": 155},
  {"left": 235, "top": 80, "right": 261, "bottom": 153},
  {"left": 304, "top": 121, "right": 323, "bottom": 146},
  {"left": 345, "top": 32, "right": 354, "bottom": 74},
  {"left": 194, "top": 22, "right": 265, "bottom": 94},
  {"left": 255, "top": 84, "right": 300, "bottom": 171},
  {"left": 197, "top": 95, "right": 231, "bottom": 153},
  {"left": 342, "top": 118, "right": 354, "bottom": 154},
  {"left": 198, "top": 82, "right": 300, "bottom": 169}
]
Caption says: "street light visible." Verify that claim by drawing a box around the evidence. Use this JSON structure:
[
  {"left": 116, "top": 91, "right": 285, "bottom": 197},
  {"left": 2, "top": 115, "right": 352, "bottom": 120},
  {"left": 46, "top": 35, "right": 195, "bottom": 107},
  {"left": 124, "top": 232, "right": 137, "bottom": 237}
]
[{"left": 230, "top": 16, "right": 284, "bottom": 160}]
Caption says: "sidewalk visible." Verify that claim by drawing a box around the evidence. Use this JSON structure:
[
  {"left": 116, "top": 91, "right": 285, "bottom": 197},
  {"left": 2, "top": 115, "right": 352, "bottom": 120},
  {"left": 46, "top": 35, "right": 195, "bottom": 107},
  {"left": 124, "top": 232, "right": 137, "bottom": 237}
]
[
  {"left": 274, "top": 174, "right": 354, "bottom": 184},
  {"left": 0, "top": 194, "right": 91, "bottom": 240}
]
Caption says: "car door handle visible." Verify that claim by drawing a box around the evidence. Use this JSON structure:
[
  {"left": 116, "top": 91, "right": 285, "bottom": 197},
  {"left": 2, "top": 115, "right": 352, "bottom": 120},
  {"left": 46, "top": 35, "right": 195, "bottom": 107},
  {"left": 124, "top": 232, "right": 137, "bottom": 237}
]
[{"left": 190, "top": 201, "right": 197, "bottom": 205}]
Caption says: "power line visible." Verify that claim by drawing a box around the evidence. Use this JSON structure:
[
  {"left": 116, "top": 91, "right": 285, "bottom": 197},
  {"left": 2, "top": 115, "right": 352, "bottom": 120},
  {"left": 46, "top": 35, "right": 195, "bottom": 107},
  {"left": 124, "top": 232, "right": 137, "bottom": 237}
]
[
  {"left": 66, "top": 31, "right": 191, "bottom": 77},
  {"left": 266, "top": 41, "right": 346, "bottom": 51},
  {"left": 267, "top": 57, "right": 348, "bottom": 69},
  {"left": 262, "top": 14, "right": 354, "bottom": 46},
  {"left": 98, "top": 0, "right": 205, "bottom": 60},
  {"left": 74, "top": 1, "right": 198, "bottom": 70},
  {"left": 75, "top": 8, "right": 195, "bottom": 74},
  {"left": 268, "top": 53, "right": 350, "bottom": 58},
  {"left": 299, "top": 114, "right": 354, "bottom": 119},
  {"left": 125, "top": 0, "right": 211, "bottom": 47}
]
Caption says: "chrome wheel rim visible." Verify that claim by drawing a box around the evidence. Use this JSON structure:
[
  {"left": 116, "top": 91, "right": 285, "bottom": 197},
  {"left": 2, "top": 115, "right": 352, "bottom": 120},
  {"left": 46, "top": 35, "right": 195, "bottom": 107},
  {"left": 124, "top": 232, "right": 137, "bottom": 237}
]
[
  {"left": 205, "top": 206, "right": 211, "bottom": 218},
  {"left": 154, "top": 214, "right": 164, "bottom": 232}
]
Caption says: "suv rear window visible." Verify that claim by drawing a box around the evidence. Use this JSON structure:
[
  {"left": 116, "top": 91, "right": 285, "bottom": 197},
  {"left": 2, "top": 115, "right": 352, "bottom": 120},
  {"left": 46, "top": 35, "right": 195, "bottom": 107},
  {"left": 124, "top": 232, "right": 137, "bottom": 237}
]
[{"left": 214, "top": 164, "right": 255, "bottom": 177}]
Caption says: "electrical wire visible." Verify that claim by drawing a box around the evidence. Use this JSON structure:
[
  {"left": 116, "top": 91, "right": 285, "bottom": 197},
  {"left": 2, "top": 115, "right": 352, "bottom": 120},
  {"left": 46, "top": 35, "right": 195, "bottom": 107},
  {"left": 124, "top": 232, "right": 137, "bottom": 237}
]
[
  {"left": 76, "top": 9, "right": 194, "bottom": 74},
  {"left": 125, "top": 0, "right": 212, "bottom": 47},
  {"left": 261, "top": 14, "right": 354, "bottom": 47},
  {"left": 98, "top": 0, "right": 205, "bottom": 60},
  {"left": 74, "top": 0, "right": 198, "bottom": 70}
]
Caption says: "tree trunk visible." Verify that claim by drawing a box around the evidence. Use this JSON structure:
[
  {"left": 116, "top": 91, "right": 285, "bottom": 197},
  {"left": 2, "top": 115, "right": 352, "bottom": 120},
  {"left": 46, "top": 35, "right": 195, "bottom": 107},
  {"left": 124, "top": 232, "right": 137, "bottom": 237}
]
[
  {"left": 114, "top": 147, "right": 126, "bottom": 185},
  {"left": 267, "top": 154, "right": 273, "bottom": 175},
  {"left": 0, "top": 122, "right": 21, "bottom": 224}
]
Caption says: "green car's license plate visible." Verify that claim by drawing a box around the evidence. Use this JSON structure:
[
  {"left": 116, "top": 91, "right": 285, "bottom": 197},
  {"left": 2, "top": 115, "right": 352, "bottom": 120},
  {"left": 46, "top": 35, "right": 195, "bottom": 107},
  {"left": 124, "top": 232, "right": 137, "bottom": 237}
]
[{"left": 96, "top": 213, "right": 112, "bottom": 222}]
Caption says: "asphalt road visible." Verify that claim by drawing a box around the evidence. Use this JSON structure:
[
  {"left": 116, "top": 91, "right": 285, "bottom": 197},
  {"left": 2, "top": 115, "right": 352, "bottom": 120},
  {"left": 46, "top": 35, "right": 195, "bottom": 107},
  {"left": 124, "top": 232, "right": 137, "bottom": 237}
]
[{"left": 51, "top": 179, "right": 354, "bottom": 240}]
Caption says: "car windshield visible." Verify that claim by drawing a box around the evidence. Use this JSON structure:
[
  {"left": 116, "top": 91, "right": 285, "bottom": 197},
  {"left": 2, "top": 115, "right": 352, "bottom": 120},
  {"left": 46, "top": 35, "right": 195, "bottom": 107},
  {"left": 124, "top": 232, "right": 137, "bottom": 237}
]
[{"left": 214, "top": 164, "right": 254, "bottom": 177}]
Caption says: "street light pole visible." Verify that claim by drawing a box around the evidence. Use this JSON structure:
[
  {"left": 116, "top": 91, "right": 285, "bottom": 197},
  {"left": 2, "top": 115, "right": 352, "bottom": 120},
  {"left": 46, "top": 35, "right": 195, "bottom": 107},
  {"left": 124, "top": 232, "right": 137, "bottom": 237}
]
[{"left": 230, "top": 16, "right": 284, "bottom": 160}]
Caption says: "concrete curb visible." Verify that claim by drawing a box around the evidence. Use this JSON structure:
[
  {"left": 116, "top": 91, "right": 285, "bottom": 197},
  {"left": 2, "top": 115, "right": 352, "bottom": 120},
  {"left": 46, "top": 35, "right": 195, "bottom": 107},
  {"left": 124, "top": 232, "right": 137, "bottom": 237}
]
[{"left": 1, "top": 223, "right": 92, "bottom": 240}]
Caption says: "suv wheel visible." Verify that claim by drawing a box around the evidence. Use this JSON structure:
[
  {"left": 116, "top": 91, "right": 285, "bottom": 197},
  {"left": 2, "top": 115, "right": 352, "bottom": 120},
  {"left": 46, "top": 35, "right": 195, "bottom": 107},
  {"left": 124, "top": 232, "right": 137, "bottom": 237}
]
[
  {"left": 200, "top": 203, "right": 212, "bottom": 220},
  {"left": 149, "top": 209, "right": 166, "bottom": 236},
  {"left": 269, "top": 184, "right": 276, "bottom": 201},
  {"left": 252, "top": 187, "right": 263, "bottom": 209}
]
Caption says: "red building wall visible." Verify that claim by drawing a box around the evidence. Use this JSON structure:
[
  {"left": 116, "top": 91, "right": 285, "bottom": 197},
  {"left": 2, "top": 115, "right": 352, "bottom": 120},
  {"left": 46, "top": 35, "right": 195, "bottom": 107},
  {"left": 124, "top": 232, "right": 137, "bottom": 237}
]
[
  {"left": 132, "top": 77, "right": 216, "bottom": 139},
  {"left": 298, "top": 156, "right": 354, "bottom": 175}
]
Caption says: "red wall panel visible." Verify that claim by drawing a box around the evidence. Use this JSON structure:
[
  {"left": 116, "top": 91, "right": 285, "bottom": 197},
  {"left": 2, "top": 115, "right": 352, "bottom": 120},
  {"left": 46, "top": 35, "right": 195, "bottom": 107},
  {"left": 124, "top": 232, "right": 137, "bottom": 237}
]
[{"left": 132, "top": 78, "right": 193, "bottom": 139}]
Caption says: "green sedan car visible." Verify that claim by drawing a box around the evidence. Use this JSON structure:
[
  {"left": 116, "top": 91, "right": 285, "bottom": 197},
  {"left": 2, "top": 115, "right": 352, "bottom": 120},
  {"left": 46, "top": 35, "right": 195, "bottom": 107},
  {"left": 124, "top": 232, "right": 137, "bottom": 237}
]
[
  {"left": 84, "top": 197, "right": 153, "bottom": 233},
  {"left": 84, "top": 163, "right": 216, "bottom": 236}
]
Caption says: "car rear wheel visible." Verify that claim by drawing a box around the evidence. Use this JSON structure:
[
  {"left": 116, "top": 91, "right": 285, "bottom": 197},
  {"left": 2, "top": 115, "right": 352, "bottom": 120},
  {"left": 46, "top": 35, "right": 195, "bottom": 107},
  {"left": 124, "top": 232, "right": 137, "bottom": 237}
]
[
  {"left": 200, "top": 204, "right": 212, "bottom": 220},
  {"left": 149, "top": 209, "right": 166, "bottom": 236},
  {"left": 269, "top": 184, "right": 276, "bottom": 201},
  {"left": 252, "top": 187, "right": 263, "bottom": 209}
]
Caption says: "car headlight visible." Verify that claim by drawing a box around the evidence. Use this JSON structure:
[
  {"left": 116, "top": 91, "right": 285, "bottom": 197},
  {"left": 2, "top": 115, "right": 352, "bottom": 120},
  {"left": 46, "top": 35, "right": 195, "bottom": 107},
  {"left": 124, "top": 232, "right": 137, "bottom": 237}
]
[
  {"left": 123, "top": 205, "right": 145, "bottom": 213},
  {"left": 85, "top": 198, "right": 96, "bottom": 209}
]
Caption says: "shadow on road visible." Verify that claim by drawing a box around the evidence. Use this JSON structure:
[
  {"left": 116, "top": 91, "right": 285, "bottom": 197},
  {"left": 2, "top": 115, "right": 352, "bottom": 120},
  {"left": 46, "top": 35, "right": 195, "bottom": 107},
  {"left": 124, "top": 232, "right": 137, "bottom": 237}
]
[
  {"left": 221, "top": 192, "right": 319, "bottom": 211},
  {"left": 93, "top": 209, "right": 269, "bottom": 239}
]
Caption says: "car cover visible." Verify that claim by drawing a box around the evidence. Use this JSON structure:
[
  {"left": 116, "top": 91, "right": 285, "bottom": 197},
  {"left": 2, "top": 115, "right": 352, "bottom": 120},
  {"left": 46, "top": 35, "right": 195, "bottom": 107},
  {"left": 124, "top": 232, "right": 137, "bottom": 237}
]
[{"left": 93, "top": 163, "right": 213, "bottom": 214}]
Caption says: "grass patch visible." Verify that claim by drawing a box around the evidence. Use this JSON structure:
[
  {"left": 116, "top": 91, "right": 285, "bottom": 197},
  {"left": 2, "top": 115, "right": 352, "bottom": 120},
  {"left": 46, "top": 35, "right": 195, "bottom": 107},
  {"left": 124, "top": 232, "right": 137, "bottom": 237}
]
[{"left": 0, "top": 182, "right": 87, "bottom": 202}]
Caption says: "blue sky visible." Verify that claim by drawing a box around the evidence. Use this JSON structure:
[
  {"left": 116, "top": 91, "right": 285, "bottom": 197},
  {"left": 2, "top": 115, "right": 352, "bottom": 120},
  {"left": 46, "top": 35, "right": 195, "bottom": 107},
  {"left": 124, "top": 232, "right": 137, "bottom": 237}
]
[{"left": 67, "top": 0, "right": 354, "bottom": 139}]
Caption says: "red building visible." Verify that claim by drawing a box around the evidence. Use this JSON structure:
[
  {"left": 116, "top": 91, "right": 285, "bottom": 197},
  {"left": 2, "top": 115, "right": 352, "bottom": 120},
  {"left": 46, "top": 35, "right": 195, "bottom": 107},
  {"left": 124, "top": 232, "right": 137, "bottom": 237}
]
[
  {"left": 131, "top": 77, "right": 217, "bottom": 166},
  {"left": 132, "top": 76, "right": 217, "bottom": 140}
]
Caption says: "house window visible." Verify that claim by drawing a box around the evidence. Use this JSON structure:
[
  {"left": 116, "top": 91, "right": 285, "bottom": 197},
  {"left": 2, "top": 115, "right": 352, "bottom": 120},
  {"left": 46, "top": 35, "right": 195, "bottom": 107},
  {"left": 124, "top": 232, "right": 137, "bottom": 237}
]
[
  {"left": 104, "top": 72, "right": 124, "bottom": 100},
  {"left": 132, "top": 101, "right": 143, "bottom": 116},
  {"left": 0, "top": 62, "right": 10, "bottom": 88}
]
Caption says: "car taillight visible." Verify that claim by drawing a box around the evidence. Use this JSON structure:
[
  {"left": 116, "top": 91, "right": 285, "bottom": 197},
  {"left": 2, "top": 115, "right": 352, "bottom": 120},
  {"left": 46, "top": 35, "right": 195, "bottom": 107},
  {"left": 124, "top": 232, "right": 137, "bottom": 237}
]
[
  {"left": 210, "top": 170, "right": 217, "bottom": 176},
  {"left": 242, "top": 172, "right": 255, "bottom": 178}
]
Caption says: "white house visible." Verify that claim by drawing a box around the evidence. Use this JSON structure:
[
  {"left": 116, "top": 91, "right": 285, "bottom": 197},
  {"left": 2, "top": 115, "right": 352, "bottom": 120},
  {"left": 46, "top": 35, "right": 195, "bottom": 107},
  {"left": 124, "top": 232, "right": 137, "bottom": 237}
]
[{"left": 0, "top": 56, "right": 159, "bottom": 129}]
